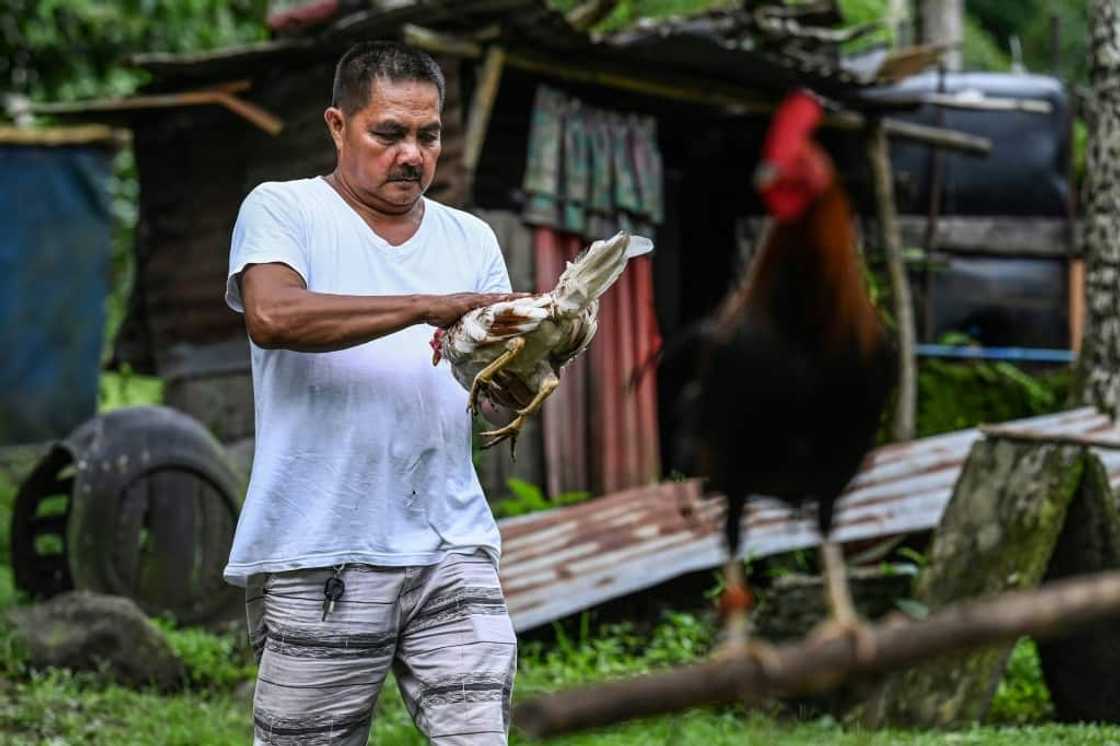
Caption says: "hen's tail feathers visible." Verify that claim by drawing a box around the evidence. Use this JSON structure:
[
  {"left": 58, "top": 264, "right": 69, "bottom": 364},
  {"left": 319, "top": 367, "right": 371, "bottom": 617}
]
[{"left": 552, "top": 231, "right": 653, "bottom": 316}]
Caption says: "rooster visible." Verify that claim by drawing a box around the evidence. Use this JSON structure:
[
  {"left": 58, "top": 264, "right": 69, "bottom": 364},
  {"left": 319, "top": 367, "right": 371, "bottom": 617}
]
[
  {"left": 431, "top": 231, "right": 653, "bottom": 456},
  {"left": 677, "top": 90, "right": 895, "bottom": 657}
]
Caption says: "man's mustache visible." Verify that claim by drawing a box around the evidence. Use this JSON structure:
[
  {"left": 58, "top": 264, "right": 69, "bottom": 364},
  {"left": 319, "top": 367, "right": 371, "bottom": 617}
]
[{"left": 388, "top": 166, "right": 422, "bottom": 182}]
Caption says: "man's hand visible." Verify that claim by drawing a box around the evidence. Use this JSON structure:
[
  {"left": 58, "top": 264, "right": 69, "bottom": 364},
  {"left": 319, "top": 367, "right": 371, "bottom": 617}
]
[{"left": 423, "top": 292, "right": 528, "bottom": 329}]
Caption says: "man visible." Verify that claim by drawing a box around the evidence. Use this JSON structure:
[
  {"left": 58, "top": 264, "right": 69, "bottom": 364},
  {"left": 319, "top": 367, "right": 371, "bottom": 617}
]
[{"left": 224, "top": 41, "right": 524, "bottom": 745}]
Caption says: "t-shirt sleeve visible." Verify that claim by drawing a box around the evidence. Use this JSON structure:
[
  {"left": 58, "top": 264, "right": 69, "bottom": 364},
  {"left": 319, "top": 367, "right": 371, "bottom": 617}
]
[
  {"left": 226, "top": 184, "right": 310, "bottom": 313},
  {"left": 476, "top": 223, "right": 512, "bottom": 294}
]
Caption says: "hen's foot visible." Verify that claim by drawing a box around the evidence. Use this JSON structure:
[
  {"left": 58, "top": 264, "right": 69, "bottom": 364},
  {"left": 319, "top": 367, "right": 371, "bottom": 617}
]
[
  {"left": 467, "top": 337, "right": 526, "bottom": 415},
  {"left": 480, "top": 417, "right": 524, "bottom": 456}
]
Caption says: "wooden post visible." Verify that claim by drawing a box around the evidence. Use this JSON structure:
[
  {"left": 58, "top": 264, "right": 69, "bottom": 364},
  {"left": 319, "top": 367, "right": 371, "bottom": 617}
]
[
  {"left": 461, "top": 45, "right": 506, "bottom": 205},
  {"left": 864, "top": 437, "right": 1085, "bottom": 727},
  {"left": 1070, "top": 256, "right": 1086, "bottom": 355},
  {"left": 867, "top": 118, "right": 917, "bottom": 442}
]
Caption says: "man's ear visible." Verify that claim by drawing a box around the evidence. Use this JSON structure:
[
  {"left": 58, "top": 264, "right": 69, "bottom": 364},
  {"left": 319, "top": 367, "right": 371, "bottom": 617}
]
[{"left": 324, "top": 106, "right": 345, "bottom": 151}]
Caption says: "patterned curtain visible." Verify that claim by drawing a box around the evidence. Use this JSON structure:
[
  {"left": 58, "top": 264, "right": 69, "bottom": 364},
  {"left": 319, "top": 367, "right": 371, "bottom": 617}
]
[{"left": 522, "top": 85, "right": 663, "bottom": 497}]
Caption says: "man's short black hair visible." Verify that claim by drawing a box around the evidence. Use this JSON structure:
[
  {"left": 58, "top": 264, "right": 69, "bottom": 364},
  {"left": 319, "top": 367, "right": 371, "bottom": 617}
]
[{"left": 331, "top": 41, "right": 445, "bottom": 115}]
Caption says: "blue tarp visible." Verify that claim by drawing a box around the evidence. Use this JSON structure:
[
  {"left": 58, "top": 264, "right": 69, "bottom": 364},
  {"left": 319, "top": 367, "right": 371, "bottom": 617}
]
[{"left": 0, "top": 142, "right": 112, "bottom": 445}]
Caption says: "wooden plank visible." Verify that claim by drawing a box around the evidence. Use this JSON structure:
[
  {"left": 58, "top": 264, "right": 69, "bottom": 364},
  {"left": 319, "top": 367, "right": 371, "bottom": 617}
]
[
  {"left": 29, "top": 87, "right": 284, "bottom": 136},
  {"left": 462, "top": 46, "right": 506, "bottom": 204},
  {"left": 896, "top": 216, "right": 1074, "bottom": 257},
  {"left": 0, "top": 125, "right": 123, "bottom": 146}
]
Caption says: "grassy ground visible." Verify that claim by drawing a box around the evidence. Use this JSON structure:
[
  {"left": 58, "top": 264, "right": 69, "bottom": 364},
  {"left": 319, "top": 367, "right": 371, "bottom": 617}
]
[{"left": 0, "top": 566, "right": 1113, "bottom": 746}]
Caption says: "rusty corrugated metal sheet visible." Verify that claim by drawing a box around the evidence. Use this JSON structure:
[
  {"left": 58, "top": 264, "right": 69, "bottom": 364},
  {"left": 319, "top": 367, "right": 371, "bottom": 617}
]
[{"left": 498, "top": 407, "right": 1114, "bottom": 631}]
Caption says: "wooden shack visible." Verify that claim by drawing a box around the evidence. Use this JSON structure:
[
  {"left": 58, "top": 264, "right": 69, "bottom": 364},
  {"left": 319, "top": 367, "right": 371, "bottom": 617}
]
[{"left": 32, "top": 0, "right": 1038, "bottom": 504}]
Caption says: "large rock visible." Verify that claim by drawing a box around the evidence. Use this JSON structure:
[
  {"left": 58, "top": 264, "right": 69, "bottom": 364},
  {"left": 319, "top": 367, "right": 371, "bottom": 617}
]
[
  {"left": 864, "top": 439, "right": 1086, "bottom": 728},
  {"left": 6, "top": 591, "right": 185, "bottom": 690},
  {"left": 753, "top": 567, "right": 913, "bottom": 643}
]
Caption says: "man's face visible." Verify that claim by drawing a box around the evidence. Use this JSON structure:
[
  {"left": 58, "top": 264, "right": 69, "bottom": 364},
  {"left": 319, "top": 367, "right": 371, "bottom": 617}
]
[{"left": 326, "top": 77, "right": 442, "bottom": 214}]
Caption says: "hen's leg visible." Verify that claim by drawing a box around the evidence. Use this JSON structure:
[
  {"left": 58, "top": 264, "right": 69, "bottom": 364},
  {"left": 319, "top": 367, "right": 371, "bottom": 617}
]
[
  {"left": 810, "top": 540, "right": 875, "bottom": 661},
  {"left": 481, "top": 373, "right": 560, "bottom": 457},
  {"left": 468, "top": 337, "right": 526, "bottom": 415}
]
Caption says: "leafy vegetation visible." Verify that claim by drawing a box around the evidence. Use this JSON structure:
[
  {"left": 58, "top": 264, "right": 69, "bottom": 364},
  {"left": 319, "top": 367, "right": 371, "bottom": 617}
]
[
  {"left": 988, "top": 638, "right": 1055, "bottom": 726},
  {"left": 493, "top": 478, "right": 592, "bottom": 519},
  {"left": 916, "top": 355, "right": 1071, "bottom": 438}
]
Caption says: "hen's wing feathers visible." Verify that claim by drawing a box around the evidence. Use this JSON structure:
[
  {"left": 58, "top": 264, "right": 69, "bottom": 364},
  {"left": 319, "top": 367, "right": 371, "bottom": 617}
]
[{"left": 442, "top": 297, "right": 550, "bottom": 363}]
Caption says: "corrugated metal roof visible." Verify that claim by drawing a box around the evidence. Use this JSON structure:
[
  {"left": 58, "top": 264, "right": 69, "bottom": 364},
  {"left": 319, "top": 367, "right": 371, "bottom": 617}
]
[{"left": 498, "top": 407, "right": 1115, "bottom": 631}]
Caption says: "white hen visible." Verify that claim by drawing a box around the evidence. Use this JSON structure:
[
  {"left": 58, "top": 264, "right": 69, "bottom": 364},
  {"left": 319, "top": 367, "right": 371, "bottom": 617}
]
[{"left": 430, "top": 231, "right": 654, "bottom": 456}]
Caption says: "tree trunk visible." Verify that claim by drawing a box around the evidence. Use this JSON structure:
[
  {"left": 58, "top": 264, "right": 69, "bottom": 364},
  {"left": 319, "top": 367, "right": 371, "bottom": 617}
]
[
  {"left": 920, "top": 0, "right": 963, "bottom": 71},
  {"left": 1077, "top": 0, "right": 1120, "bottom": 419},
  {"left": 864, "top": 438, "right": 1085, "bottom": 728}
]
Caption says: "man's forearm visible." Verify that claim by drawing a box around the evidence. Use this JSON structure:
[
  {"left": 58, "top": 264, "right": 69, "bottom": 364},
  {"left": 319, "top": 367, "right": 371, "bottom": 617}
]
[{"left": 249, "top": 285, "right": 430, "bottom": 352}]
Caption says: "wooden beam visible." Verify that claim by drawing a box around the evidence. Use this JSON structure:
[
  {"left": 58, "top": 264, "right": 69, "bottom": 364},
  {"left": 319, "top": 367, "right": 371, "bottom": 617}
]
[
  {"left": 402, "top": 24, "right": 482, "bottom": 58},
  {"left": 867, "top": 118, "right": 917, "bottom": 441},
  {"left": 844, "top": 115, "right": 990, "bottom": 154},
  {"left": 462, "top": 46, "right": 507, "bottom": 204},
  {"left": 0, "top": 125, "right": 124, "bottom": 147},
  {"left": 513, "top": 568, "right": 1120, "bottom": 738},
  {"left": 28, "top": 85, "right": 284, "bottom": 136},
  {"left": 400, "top": 25, "right": 992, "bottom": 155},
  {"left": 896, "top": 216, "right": 1074, "bottom": 257},
  {"left": 916, "top": 92, "right": 1053, "bottom": 114},
  {"left": 565, "top": 0, "right": 621, "bottom": 31}
]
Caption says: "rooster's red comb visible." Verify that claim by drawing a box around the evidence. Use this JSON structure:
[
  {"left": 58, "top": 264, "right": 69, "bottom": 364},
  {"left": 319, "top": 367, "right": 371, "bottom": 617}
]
[{"left": 762, "top": 90, "right": 824, "bottom": 164}]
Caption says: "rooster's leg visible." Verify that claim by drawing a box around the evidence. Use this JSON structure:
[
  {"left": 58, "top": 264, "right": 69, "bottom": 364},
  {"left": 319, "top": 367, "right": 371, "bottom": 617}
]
[
  {"left": 809, "top": 540, "right": 875, "bottom": 661},
  {"left": 480, "top": 373, "right": 560, "bottom": 456},
  {"left": 711, "top": 496, "right": 780, "bottom": 673},
  {"left": 468, "top": 337, "right": 527, "bottom": 415}
]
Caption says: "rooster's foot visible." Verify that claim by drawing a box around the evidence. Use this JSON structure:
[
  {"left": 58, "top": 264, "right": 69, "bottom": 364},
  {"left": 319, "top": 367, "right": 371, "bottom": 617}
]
[
  {"left": 711, "top": 636, "right": 782, "bottom": 677},
  {"left": 807, "top": 615, "right": 876, "bottom": 663}
]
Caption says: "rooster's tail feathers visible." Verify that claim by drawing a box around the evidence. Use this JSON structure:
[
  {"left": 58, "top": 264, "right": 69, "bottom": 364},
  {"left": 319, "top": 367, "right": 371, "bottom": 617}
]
[{"left": 552, "top": 232, "right": 653, "bottom": 315}]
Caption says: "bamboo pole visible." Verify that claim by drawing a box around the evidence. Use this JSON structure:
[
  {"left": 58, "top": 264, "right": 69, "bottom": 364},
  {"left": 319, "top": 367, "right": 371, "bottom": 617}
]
[
  {"left": 513, "top": 569, "right": 1120, "bottom": 738},
  {"left": 462, "top": 46, "right": 507, "bottom": 204},
  {"left": 867, "top": 118, "right": 917, "bottom": 441}
]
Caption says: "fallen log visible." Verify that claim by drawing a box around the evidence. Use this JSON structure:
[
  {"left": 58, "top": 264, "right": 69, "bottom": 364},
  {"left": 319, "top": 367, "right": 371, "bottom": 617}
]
[{"left": 512, "top": 569, "right": 1120, "bottom": 738}]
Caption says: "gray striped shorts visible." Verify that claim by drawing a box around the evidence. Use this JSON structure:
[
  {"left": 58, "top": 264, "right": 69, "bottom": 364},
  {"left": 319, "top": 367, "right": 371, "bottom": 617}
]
[{"left": 245, "top": 551, "right": 517, "bottom": 745}]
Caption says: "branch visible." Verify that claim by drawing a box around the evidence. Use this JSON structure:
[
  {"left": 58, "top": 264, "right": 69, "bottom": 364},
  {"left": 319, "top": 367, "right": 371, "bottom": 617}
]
[
  {"left": 513, "top": 569, "right": 1120, "bottom": 738},
  {"left": 867, "top": 118, "right": 917, "bottom": 441}
]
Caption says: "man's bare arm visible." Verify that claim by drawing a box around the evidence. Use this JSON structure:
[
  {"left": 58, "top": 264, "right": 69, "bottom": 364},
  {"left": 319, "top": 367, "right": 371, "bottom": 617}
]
[{"left": 240, "top": 262, "right": 521, "bottom": 352}]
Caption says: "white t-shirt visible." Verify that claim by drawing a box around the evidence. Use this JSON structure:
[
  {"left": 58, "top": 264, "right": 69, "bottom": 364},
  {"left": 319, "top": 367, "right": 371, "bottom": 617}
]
[{"left": 222, "top": 176, "right": 510, "bottom": 586}]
